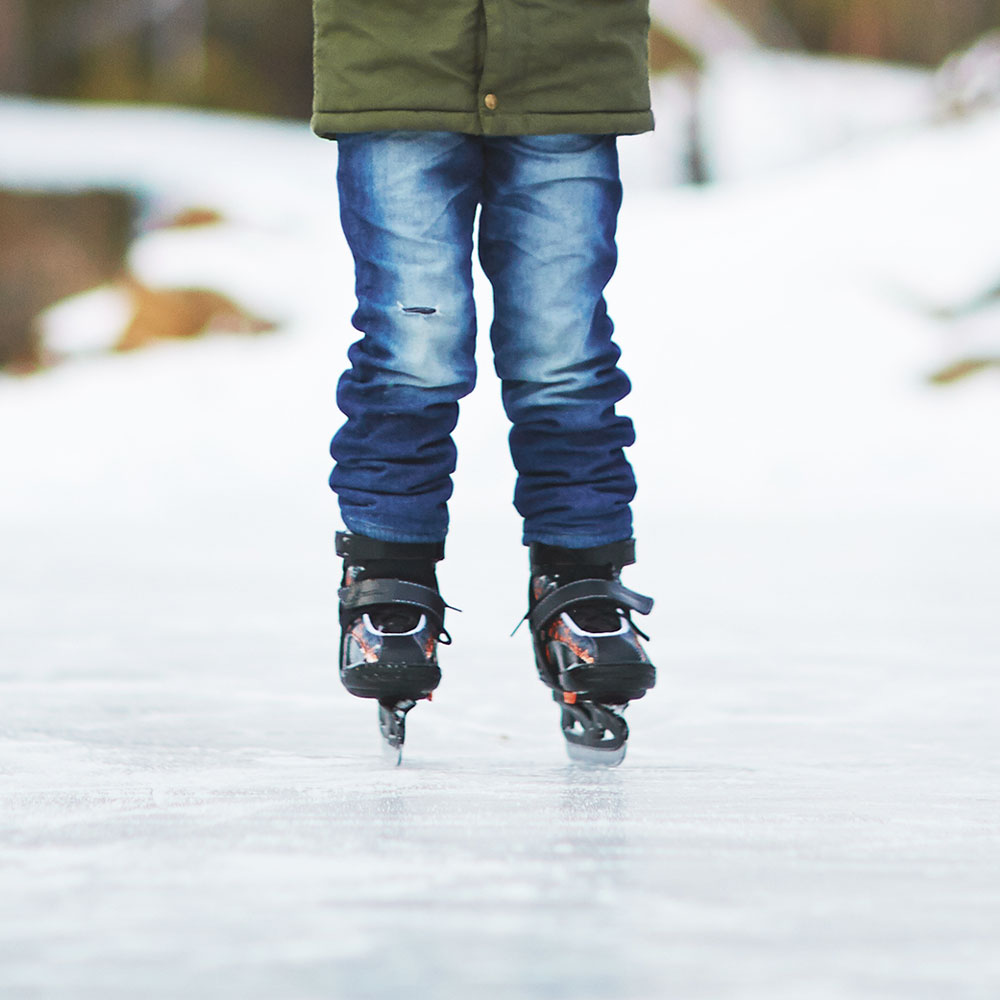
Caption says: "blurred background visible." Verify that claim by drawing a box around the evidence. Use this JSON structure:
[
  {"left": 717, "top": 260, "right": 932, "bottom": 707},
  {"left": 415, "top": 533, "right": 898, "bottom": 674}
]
[
  {"left": 2, "top": 0, "right": 998, "bottom": 114},
  {"left": 2, "top": 9, "right": 999, "bottom": 997},
  {"left": 1, "top": 0, "right": 999, "bottom": 376}
]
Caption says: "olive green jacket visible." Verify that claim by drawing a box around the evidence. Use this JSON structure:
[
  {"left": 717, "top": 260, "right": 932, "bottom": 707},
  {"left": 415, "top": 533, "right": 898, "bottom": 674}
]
[{"left": 312, "top": 0, "right": 653, "bottom": 138}]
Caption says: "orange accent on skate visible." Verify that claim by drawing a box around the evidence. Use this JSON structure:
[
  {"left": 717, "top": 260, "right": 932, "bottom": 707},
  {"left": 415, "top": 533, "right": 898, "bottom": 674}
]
[
  {"left": 563, "top": 692, "right": 578, "bottom": 705},
  {"left": 350, "top": 623, "right": 380, "bottom": 663},
  {"left": 426, "top": 691, "right": 433, "bottom": 702},
  {"left": 548, "top": 619, "right": 595, "bottom": 664}
]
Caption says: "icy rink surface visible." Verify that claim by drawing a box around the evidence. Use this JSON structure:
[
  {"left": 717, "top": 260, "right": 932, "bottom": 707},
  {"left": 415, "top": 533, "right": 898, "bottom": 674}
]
[
  {"left": 2, "top": 96, "right": 1000, "bottom": 997},
  {"left": 3, "top": 505, "right": 999, "bottom": 999}
]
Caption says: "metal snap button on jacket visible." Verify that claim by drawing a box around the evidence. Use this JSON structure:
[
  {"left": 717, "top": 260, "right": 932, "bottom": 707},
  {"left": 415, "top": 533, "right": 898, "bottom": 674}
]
[{"left": 484, "top": 93, "right": 498, "bottom": 111}]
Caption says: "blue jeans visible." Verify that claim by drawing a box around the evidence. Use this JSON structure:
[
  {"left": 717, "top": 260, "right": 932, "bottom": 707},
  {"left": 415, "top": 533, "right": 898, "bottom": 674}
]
[{"left": 332, "top": 131, "right": 636, "bottom": 547}]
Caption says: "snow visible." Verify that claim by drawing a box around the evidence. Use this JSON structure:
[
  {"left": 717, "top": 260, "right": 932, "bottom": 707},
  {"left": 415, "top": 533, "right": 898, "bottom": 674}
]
[
  {"left": 2, "top": 79, "right": 999, "bottom": 999},
  {"left": 697, "top": 52, "right": 935, "bottom": 182},
  {"left": 617, "top": 52, "right": 935, "bottom": 188}
]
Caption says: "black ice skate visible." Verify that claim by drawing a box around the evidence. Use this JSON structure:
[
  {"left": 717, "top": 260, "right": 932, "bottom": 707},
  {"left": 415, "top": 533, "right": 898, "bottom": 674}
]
[
  {"left": 525, "top": 539, "right": 655, "bottom": 766},
  {"left": 336, "top": 531, "right": 451, "bottom": 764}
]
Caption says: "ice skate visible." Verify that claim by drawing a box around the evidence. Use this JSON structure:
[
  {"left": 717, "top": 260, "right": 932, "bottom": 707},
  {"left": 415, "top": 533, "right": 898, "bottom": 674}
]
[
  {"left": 337, "top": 532, "right": 451, "bottom": 763},
  {"left": 525, "top": 539, "right": 655, "bottom": 766}
]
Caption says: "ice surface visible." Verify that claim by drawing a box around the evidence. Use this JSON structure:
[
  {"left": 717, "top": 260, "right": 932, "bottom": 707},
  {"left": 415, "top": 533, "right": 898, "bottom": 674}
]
[{"left": 2, "top": 92, "right": 999, "bottom": 998}]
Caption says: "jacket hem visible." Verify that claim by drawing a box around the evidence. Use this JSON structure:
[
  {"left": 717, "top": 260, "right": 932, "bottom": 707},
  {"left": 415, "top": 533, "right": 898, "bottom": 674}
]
[
  {"left": 312, "top": 110, "right": 481, "bottom": 138},
  {"left": 311, "top": 109, "right": 653, "bottom": 139}
]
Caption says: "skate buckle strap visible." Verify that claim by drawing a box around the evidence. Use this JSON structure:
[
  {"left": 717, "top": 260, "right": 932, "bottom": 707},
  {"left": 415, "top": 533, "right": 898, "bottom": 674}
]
[
  {"left": 338, "top": 578, "right": 454, "bottom": 632},
  {"left": 529, "top": 538, "right": 635, "bottom": 573},
  {"left": 335, "top": 531, "right": 445, "bottom": 563},
  {"left": 527, "top": 579, "right": 654, "bottom": 634}
]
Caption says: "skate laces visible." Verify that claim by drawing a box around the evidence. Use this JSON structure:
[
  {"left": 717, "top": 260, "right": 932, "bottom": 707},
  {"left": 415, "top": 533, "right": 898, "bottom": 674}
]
[
  {"left": 514, "top": 567, "right": 646, "bottom": 637},
  {"left": 342, "top": 559, "right": 453, "bottom": 638},
  {"left": 542, "top": 566, "right": 652, "bottom": 639}
]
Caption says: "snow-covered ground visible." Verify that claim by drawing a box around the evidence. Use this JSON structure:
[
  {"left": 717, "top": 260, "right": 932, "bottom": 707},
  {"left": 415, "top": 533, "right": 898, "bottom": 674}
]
[{"left": 2, "top": 72, "right": 999, "bottom": 999}]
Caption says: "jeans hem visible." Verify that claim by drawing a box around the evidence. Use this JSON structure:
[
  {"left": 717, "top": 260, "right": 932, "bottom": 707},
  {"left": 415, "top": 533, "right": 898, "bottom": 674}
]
[
  {"left": 341, "top": 514, "right": 448, "bottom": 545},
  {"left": 521, "top": 526, "right": 634, "bottom": 549}
]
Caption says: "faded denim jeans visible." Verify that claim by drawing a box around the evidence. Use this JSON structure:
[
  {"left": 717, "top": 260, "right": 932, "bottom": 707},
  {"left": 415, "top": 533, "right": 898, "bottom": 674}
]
[{"left": 332, "top": 131, "right": 637, "bottom": 547}]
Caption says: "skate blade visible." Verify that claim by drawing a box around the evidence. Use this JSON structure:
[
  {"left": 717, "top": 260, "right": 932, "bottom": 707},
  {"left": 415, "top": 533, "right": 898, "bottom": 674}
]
[
  {"left": 377, "top": 700, "right": 413, "bottom": 767},
  {"left": 558, "top": 699, "right": 629, "bottom": 767},
  {"left": 379, "top": 737, "right": 403, "bottom": 767},
  {"left": 565, "top": 740, "right": 627, "bottom": 768}
]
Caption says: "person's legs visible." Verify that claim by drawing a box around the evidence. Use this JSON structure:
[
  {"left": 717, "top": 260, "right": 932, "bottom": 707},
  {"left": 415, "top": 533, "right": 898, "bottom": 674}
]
[
  {"left": 333, "top": 131, "right": 483, "bottom": 543},
  {"left": 477, "top": 133, "right": 636, "bottom": 548}
]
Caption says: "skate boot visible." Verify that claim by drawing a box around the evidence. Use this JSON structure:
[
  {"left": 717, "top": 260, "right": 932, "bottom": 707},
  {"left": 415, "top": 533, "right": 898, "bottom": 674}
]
[
  {"left": 526, "top": 539, "right": 655, "bottom": 766},
  {"left": 336, "top": 531, "right": 451, "bottom": 762}
]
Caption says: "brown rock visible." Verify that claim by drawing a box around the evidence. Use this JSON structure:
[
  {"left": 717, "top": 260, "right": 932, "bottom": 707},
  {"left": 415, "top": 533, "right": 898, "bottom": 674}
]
[{"left": 0, "top": 188, "right": 135, "bottom": 371}]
